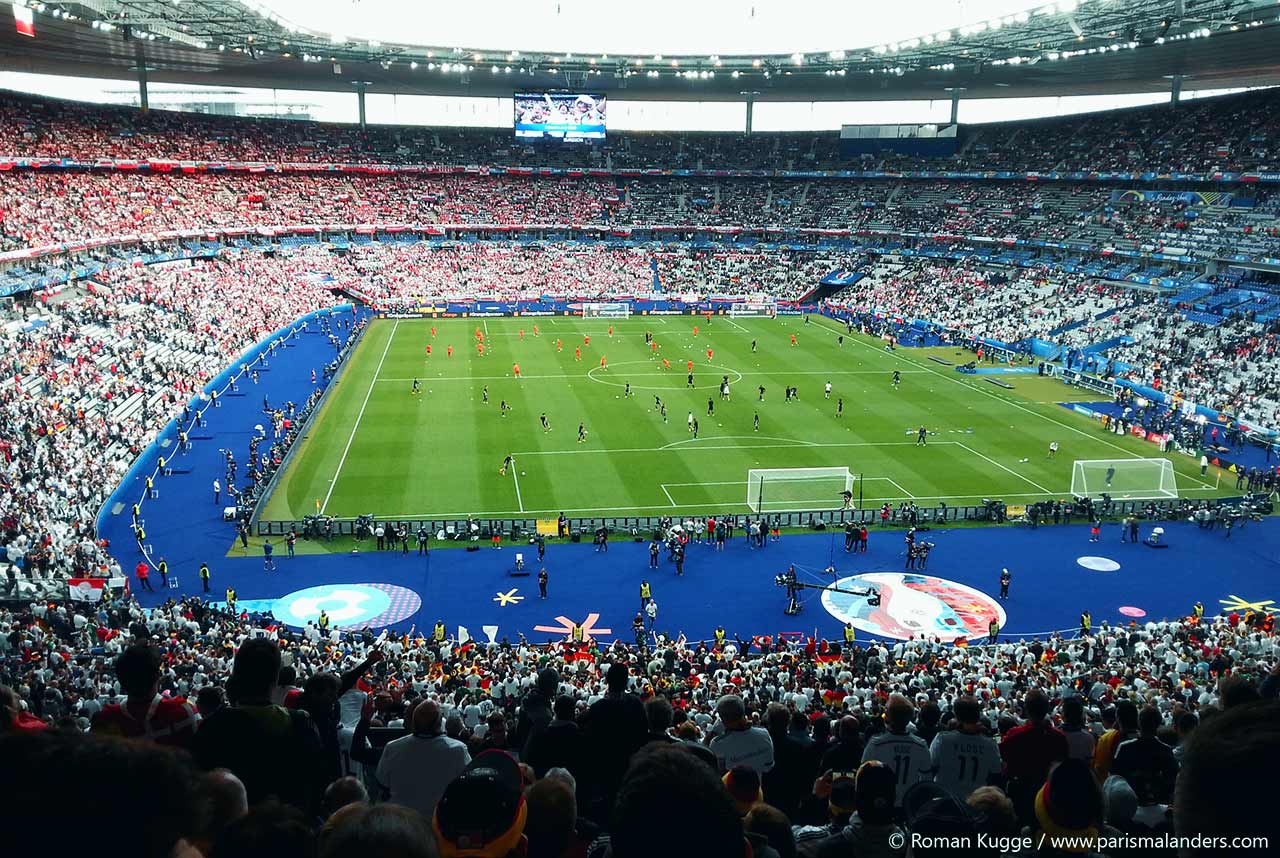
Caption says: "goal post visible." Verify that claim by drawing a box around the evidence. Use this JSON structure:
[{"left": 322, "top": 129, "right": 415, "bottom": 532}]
[
  {"left": 1070, "top": 458, "right": 1178, "bottom": 500},
  {"left": 729, "top": 301, "right": 778, "bottom": 319},
  {"left": 581, "top": 302, "right": 631, "bottom": 318},
  {"left": 747, "top": 467, "right": 856, "bottom": 513}
]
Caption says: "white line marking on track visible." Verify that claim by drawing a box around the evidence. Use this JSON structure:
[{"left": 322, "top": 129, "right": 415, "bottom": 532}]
[{"left": 321, "top": 319, "right": 398, "bottom": 514}]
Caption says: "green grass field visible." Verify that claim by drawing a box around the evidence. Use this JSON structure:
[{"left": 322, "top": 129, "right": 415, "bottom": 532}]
[{"left": 258, "top": 314, "right": 1227, "bottom": 521}]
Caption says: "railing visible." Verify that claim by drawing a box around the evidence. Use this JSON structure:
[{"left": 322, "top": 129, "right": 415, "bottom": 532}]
[{"left": 253, "top": 497, "right": 1217, "bottom": 541}]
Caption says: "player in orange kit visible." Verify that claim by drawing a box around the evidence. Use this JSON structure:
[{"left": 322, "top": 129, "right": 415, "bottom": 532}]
[
  {"left": 599, "top": 355, "right": 607, "bottom": 371},
  {"left": 513, "top": 363, "right": 521, "bottom": 378},
  {"left": 425, "top": 344, "right": 432, "bottom": 357},
  {"left": 447, "top": 345, "right": 454, "bottom": 358}
]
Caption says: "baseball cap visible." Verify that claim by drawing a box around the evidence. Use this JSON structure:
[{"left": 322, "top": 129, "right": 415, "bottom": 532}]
[{"left": 433, "top": 750, "right": 527, "bottom": 857}]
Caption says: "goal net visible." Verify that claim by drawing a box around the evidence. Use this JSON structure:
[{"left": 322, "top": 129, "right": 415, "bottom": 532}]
[
  {"left": 1070, "top": 458, "right": 1178, "bottom": 500},
  {"left": 747, "top": 467, "right": 855, "bottom": 513},
  {"left": 581, "top": 302, "right": 631, "bottom": 318},
  {"left": 729, "top": 302, "right": 778, "bottom": 318}
]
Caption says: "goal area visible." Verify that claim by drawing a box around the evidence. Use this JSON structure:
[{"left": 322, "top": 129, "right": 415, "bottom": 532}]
[
  {"left": 1070, "top": 458, "right": 1178, "bottom": 500},
  {"left": 728, "top": 302, "right": 778, "bottom": 319},
  {"left": 581, "top": 302, "right": 631, "bottom": 318},
  {"left": 747, "top": 467, "right": 856, "bottom": 513}
]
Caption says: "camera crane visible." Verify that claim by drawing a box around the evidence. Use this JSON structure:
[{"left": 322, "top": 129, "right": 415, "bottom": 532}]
[{"left": 775, "top": 569, "right": 879, "bottom": 616}]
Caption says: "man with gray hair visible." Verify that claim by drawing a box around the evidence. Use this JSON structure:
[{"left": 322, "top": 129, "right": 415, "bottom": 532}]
[
  {"left": 374, "top": 698, "right": 470, "bottom": 821},
  {"left": 709, "top": 694, "right": 774, "bottom": 774}
]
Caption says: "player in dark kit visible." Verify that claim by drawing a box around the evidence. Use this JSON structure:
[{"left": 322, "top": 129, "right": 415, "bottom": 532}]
[
  {"left": 917, "top": 426, "right": 928, "bottom": 446},
  {"left": 893, "top": 371, "right": 901, "bottom": 389},
  {"left": 837, "top": 398, "right": 844, "bottom": 418},
  {"left": 500, "top": 454, "right": 514, "bottom": 476},
  {"left": 707, "top": 398, "right": 714, "bottom": 416},
  {"left": 411, "top": 378, "right": 421, "bottom": 395},
  {"left": 541, "top": 413, "right": 551, "bottom": 432},
  {"left": 687, "top": 372, "right": 695, "bottom": 388},
  {"left": 578, "top": 422, "right": 588, "bottom": 443}
]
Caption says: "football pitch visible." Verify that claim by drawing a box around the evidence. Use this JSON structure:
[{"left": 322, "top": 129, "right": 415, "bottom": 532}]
[{"left": 258, "top": 314, "right": 1226, "bottom": 521}]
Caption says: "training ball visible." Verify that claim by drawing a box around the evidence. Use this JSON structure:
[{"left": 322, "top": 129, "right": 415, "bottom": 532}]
[
  {"left": 1019, "top": 458, "right": 1029, "bottom": 463},
  {"left": 521, "top": 471, "right": 526, "bottom": 476}
]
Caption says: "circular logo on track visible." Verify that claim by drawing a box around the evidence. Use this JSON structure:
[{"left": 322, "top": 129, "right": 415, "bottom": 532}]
[
  {"left": 1077, "top": 556, "right": 1121, "bottom": 572},
  {"left": 273, "top": 583, "right": 421, "bottom": 629},
  {"left": 822, "top": 573, "right": 1006, "bottom": 642}
]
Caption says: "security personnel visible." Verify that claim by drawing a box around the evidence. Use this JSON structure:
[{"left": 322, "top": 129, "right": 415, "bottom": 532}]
[
  {"left": 157, "top": 558, "right": 169, "bottom": 589},
  {"left": 131, "top": 503, "right": 141, "bottom": 522},
  {"left": 158, "top": 456, "right": 166, "bottom": 475},
  {"left": 714, "top": 626, "right": 726, "bottom": 648},
  {"left": 145, "top": 475, "right": 154, "bottom": 497},
  {"left": 989, "top": 618, "right": 1000, "bottom": 643},
  {"left": 318, "top": 610, "right": 331, "bottom": 633},
  {"left": 433, "top": 620, "right": 447, "bottom": 643},
  {"left": 134, "top": 525, "right": 146, "bottom": 551},
  {"left": 199, "top": 563, "right": 210, "bottom": 593},
  {"left": 639, "top": 580, "right": 652, "bottom": 610},
  {"left": 571, "top": 623, "right": 585, "bottom": 643},
  {"left": 1080, "top": 610, "right": 1092, "bottom": 637},
  {"left": 843, "top": 623, "right": 856, "bottom": 646},
  {"left": 225, "top": 587, "right": 237, "bottom": 613},
  {"left": 999, "top": 568, "right": 1011, "bottom": 601},
  {"left": 1192, "top": 601, "right": 1205, "bottom": 621}
]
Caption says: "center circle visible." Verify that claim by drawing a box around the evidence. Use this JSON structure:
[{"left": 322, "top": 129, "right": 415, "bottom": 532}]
[{"left": 587, "top": 359, "right": 744, "bottom": 391}]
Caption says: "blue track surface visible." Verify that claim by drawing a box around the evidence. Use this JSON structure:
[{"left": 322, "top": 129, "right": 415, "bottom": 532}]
[{"left": 100, "top": 316, "right": 1280, "bottom": 645}]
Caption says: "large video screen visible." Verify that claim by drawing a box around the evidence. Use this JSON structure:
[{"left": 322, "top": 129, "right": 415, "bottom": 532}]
[{"left": 514, "top": 93, "right": 607, "bottom": 142}]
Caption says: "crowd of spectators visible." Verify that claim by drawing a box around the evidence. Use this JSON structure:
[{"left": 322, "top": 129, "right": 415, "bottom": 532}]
[
  {"left": 2, "top": 594, "right": 1278, "bottom": 857},
  {"left": 5, "top": 87, "right": 1280, "bottom": 174},
  {"left": 0, "top": 248, "right": 346, "bottom": 597},
  {"left": 827, "top": 259, "right": 1135, "bottom": 344}
]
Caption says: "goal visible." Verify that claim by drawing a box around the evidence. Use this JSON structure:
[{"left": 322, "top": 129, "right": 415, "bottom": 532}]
[
  {"left": 747, "top": 467, "right": 856, "bottom": 513},
  {"left": 728, "top": 302, "right": 778, "bottom": 319},
  {"left": 581, "top": 302, "right": 631, "bottom": 318},
  {"left": 1070, "top": 458, "right": 1178, "bottom": 500}
]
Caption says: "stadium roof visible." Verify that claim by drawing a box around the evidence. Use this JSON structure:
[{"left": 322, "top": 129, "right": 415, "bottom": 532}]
[{"left": 3, "top": 0, "right": 1280, "bottom": 101}]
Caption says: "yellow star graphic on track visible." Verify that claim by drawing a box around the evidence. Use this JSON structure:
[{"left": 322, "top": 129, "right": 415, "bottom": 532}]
[
  {"left": 494, "top": 589, "right": 524, "bottom": 607},
  {"left": 1218, "top": 595, "right": 1277, "bottom": 613}
]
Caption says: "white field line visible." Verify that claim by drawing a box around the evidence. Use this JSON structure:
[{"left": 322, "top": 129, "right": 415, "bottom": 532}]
[
  {"left": 661, "top": 485, "right": 678, "bottom": 507},
  {"left": 511, "top": 466, "right": 525, "bottom": 513},
  {"left": 320, "top": 320, "right": 399, "bottom": 514},
  {"left": 375, "top": 490, "right": 1081, "bottom": 519},
  {"left": 376, "top": 369, "right": 928, "bottom": 383},
  {"left": 955, "top": 442, "right": 1053, "bottom": 494},
  {"left": 807, "top": 317, "right": 1158, "bottom": 462}
]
